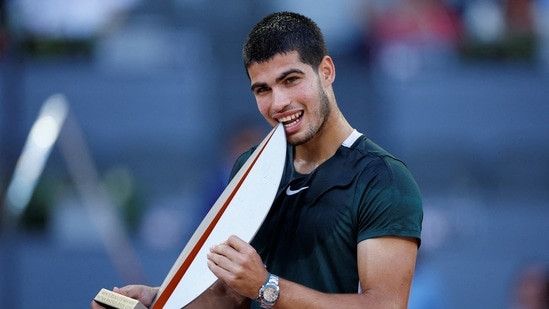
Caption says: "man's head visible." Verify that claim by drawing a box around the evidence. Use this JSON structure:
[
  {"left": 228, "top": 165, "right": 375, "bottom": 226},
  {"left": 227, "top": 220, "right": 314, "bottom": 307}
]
[{"left": 243, "top": 12, "right": 328, "bottom": 75}]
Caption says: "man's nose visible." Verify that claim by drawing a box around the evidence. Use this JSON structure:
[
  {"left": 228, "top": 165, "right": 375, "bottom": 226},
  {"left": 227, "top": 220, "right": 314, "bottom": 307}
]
[{"left": 271, "top": 88, "right": 290, "bottom": 111}]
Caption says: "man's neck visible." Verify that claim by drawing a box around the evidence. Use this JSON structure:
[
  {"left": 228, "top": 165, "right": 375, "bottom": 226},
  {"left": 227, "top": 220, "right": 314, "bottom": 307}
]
[{"left": 293, "top": 117, "right": 353, "bottom": 174}]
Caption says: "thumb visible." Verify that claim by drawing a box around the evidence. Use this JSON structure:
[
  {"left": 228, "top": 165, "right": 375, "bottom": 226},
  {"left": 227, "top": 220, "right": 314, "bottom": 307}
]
[{"left": 112, "top": 287, "right": 127, "bottom": 296}]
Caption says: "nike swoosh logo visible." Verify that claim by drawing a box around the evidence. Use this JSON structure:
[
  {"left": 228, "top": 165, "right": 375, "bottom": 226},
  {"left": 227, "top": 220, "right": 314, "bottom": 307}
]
[{"left": 286, "top": 186, "right": 309, "bottom": 196}]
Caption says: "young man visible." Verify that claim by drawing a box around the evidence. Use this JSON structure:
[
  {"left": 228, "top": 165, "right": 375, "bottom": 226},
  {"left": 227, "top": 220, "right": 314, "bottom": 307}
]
[{"left": 92, "top": 11, "right": 422, "bottom": 309}]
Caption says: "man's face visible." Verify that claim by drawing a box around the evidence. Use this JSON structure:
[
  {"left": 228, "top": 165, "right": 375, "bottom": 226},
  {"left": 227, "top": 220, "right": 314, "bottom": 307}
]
[{"left": 248, "top": 52, "right": 331, "bottom": 146}]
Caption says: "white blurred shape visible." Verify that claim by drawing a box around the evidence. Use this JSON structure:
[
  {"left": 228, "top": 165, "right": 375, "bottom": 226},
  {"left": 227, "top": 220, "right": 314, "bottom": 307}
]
[
  {"left": 10, "top": 0, "right": 141, "bottom": 38},
  {"left": 464, "top": 0, "right": 506, "bottom": 43},
  {"left": 5, "top": 94, "right": 68, "bottom": 219}
]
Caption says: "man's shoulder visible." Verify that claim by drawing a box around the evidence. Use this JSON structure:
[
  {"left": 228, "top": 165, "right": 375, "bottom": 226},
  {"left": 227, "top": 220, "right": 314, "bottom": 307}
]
[
  {"left": 343, "top": 136, "right": 419, "bottom": 190},
  {"left": 351, "top": 135, "right": 391, "bottom": 156},
  {"left": 235, "top": 146, "right": 258, "bottom": 164},
  {"left": 229, "top": 146, "right": 259, "bottom": 180},
  {"left": 345, "top": 136, "right": 405, "bottom": 167}
]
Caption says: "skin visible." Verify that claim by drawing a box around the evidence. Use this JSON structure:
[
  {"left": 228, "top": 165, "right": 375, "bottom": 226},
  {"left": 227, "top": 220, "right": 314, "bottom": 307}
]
[
  {"left": 91, "top": 51, "right": 419, "bottom": 309},
  {"left": 250, "top": 51, "right": 351, "bottom": 173},
  {"left": 91, "top": 286, "right": 158, "bottom": 309}
]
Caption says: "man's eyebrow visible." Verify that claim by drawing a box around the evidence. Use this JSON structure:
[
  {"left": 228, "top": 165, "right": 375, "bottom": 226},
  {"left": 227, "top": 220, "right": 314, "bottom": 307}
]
[
  {"left": 251, "top": 69, "right": 305, "bottom": 92},
  {"left": 276, "top": 68, "right": 305, "bottom": 83},
  {"left": 250, "top": 68, "right": 305, "bottom": 92},
  {"left": 251, "top": 82, "right": 268, "bottom": 92}
]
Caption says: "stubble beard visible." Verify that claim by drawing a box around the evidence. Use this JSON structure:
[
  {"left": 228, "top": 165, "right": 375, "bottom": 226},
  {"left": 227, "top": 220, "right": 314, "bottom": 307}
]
[{"left": 288, "top": 85, "right": 331, "bottom": 146}]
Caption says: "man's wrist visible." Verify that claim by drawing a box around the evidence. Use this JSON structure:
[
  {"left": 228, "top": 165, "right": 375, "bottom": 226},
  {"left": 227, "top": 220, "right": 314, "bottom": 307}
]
[{"left": 257, "top": 273, "right": 280, "bottom": 308}]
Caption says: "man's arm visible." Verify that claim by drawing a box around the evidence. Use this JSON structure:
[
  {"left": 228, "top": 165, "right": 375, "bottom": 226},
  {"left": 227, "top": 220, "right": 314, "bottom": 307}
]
[
  {"left": 269, "top": 236, "right": 418, "bottom": 309},
  {"left": 184, "top": 279, "right": 250, "bottom": 309},
  {"left": 208, "top": 235, "right": 418, "bottom": 309}
]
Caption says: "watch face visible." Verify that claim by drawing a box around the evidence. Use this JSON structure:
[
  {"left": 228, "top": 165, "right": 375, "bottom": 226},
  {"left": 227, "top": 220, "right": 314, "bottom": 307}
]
[{"left": 263, "top": 284, "right": 279, "bottom": 302}]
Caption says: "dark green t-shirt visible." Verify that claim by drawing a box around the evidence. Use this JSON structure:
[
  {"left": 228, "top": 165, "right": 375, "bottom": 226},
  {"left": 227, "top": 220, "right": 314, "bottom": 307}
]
[{"left": 229, "top": 132, "right": 423, "bottom": 307}]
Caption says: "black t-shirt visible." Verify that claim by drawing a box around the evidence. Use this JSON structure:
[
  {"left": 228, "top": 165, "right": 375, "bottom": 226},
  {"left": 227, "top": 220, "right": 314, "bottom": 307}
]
[{"left": 229, "top": 132, "right": 423, "bottom": 307}]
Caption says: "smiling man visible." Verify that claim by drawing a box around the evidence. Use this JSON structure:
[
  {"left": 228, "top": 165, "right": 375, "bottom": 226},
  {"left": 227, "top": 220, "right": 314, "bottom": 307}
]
[{"left": 92, "top": 11, "right": 423, "bottom": 309}]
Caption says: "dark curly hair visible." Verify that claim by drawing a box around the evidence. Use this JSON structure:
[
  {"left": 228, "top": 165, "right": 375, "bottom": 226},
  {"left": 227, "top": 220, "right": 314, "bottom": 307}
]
[{"left": 242, "top": 12, "right": 328, "bottom": 76}]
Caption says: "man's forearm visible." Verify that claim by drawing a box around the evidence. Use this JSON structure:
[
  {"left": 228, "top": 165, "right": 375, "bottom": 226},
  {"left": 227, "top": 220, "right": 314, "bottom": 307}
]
[
  {"left": 184, "top": 280, "right": 250, "bottom": 309},
  {"left": 272, "top": 278, "right": 410, "bottom": 309}
]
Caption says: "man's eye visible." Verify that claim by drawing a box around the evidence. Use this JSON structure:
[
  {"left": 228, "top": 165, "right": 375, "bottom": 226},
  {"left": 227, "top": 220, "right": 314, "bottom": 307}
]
[
  {"left": 285, "top": 77, "right": 298, "bottom": 84},
  {"left": 256, "top": 87, "right": 269, "bottom": 95}
]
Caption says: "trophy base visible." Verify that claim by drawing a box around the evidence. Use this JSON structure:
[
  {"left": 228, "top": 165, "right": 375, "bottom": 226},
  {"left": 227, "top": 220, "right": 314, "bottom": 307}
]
[{"left": 94, "top": 288, "right": 147, "bottom": 309}]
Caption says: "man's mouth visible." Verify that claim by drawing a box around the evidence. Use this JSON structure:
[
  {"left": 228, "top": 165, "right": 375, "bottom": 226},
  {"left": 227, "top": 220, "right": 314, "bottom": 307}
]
[{"left": 278, "top": 111, "right": 303, "bottom": 128}]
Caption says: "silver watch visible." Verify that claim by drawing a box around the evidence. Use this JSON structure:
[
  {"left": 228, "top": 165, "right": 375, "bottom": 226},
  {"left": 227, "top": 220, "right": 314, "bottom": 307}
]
[{"left": 257, "top": 273, "right": 280, "bottom": 308}]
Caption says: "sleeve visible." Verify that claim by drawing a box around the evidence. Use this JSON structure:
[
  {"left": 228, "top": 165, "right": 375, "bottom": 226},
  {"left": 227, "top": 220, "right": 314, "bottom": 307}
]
[{"left": 356, "top": 157, "right": 423, "bottom": 246}]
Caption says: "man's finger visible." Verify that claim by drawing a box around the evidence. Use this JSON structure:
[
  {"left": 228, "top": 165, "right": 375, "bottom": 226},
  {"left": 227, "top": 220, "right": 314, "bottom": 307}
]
[{"left": 226, "top": 235, "right": 246, "bottom": 250}]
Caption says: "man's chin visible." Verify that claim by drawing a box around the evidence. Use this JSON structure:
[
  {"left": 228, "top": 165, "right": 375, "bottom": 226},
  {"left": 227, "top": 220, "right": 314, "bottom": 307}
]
[{"left": 286, "top": 133, "right": 314, "bottom": 147}]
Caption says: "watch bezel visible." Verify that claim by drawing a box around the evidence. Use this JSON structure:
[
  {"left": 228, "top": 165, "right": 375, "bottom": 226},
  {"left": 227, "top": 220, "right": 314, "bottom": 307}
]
[
  {"left": 261, "top": 282, "right": 280, "bottom": 302},
  {"left": 258, "top": 273, "right": 280, "bottom": 308}
]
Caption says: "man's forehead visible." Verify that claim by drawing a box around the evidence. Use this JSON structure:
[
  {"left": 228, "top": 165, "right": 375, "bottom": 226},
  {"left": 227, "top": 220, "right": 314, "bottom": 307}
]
[{"left": 248, "top": 52, "right": 308, "bottom": 80}]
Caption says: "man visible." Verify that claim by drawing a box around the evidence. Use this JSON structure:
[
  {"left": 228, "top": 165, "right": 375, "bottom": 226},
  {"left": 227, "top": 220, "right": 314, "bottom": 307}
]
[{"left": 92, "top": 11, "right": 422, "bottom": 309}]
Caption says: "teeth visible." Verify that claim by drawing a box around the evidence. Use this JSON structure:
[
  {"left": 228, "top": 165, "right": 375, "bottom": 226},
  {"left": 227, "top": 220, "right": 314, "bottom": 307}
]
[
  {"left": 278, "top": 112, "right": 301, "bottom": 125},
  {"left": 283, "top": 117, "right": 300, "bottom": 127}
]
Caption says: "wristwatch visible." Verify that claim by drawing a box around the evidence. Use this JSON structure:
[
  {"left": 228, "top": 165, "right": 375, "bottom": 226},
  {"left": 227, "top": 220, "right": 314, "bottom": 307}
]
[{"left": 257, "top": 273, "right": 280, "bottom": 308}]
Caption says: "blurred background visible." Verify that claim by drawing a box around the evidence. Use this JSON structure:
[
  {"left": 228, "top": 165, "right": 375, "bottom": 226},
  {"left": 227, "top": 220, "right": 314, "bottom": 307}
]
[{"left": 0, "top": 0, "right": 548, "bottom": 308}]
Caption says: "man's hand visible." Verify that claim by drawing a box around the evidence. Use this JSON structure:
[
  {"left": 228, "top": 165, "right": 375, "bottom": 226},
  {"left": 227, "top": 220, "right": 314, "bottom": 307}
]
[
  {"left": 207, "top": 235, "right": 268, "bottom": 299},
  {"left": 90, "top": 285, "right": 159, "bottom": 309}
]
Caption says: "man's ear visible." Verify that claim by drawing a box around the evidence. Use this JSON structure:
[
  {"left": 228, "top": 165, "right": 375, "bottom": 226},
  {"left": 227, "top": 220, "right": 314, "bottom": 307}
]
[{"left": 319, "top": 56, "right": 336, "bottom": 86}]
